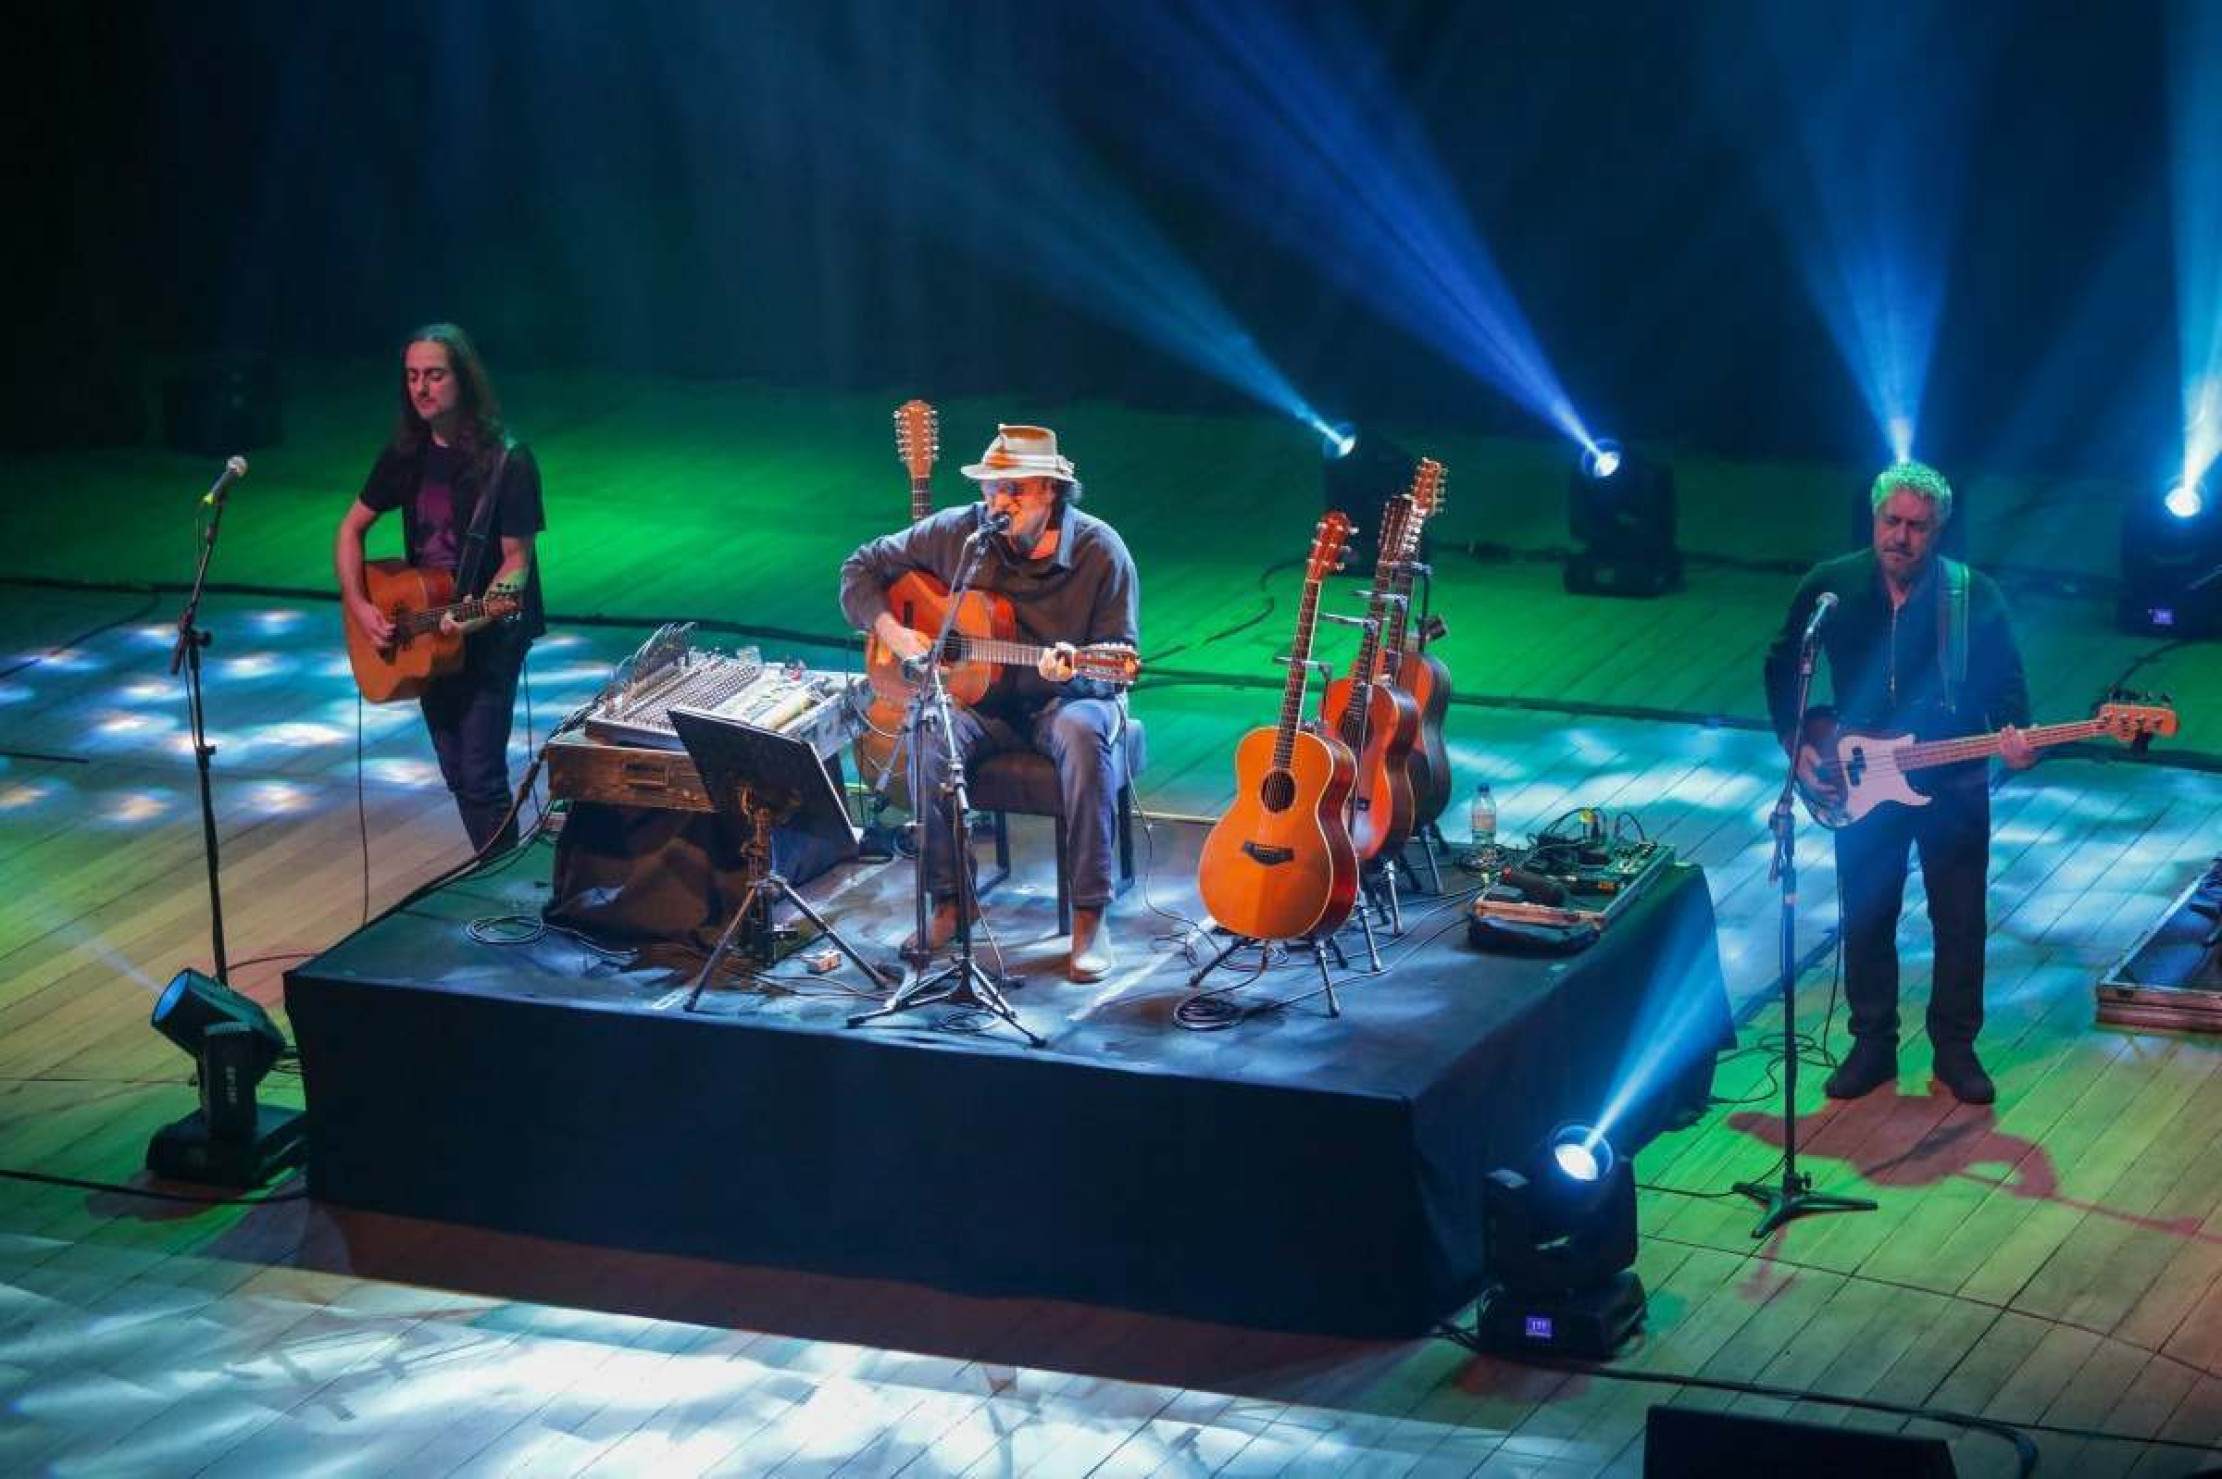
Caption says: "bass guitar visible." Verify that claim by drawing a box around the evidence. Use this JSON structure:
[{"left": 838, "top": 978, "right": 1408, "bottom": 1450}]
[
  {"left": 345, "top": 559, "right": 521, "bottom": 703},
  {"left": 1319, "top": 490, "right": 1421, "bottom": 863},
  {"left": 1197, "top": 513, "right": 1361, "bottom": 942},
  {"left": 1797, "top": 700, "right": 2178, "bottom": 829},
  {"left": 1377, "top": 460, "right": 1453, "bottom": 826}
]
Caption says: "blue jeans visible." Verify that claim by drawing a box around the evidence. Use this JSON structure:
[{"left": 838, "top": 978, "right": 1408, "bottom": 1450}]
[
  {"left": 419, "top": 629, "right": 529, "bottom": 852},
  {"left": 908, "top": 696, "right": 1129, "bottom": 911}
]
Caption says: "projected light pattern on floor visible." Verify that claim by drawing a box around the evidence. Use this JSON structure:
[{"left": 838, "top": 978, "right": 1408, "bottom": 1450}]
[
  {"left": 1112, "top": 0, "right": 1595, "bottom": 451},
  {"left": 2170, "top": 0, "right": 2222, "bottom": 491},
  {"left": 1709, "top": 1, "right": 1998, "bottom": 464}
]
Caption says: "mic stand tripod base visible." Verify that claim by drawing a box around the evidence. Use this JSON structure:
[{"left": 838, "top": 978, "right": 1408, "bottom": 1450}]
[
  {"left": 847, "top": 949, "right": 1043, "bottom": 1046},
  {"left": 1731, "top": 1169, "right": 1876, "bottom": 1241}
]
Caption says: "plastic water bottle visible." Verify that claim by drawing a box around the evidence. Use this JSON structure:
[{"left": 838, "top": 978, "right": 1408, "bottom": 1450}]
[{"left": 1468, "top": 782, "right": 1497, "bottom": 847}]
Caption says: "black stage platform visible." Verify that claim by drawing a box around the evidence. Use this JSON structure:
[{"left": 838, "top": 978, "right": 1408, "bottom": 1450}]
[{"left": 286, "top": 844, "right": 1730, "bottom": 1336}]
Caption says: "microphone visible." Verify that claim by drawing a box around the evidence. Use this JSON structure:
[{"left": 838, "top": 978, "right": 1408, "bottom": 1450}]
[
  {"left": 201, "top": 455, "right": 249, "bottom": 506},
  {"left": 1799, "top": 591, "right": 1839, "bottom": 649},
  {"left": 898, "top": 652, "right": 934, "bottom": 682},
  {"left": 981, "top": 506, "right": 1013, "bottom": 534}
]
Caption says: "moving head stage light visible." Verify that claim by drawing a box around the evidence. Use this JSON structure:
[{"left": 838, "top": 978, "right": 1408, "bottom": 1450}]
[
  {"left": 2121, "top": 476, "right": 2220, "bottom": 637},
  {"left": 1565, "top": 441, "right": 1680, "bottom": 597},
  {"left": 1469, "top": 1123, "right": 1646, "bottom": 1359},
  {"left": 147, "top": 968, "right": 306, "bottom": 1188}
]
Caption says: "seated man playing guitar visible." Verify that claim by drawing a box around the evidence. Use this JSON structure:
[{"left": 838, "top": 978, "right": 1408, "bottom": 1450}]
[
  {"left": 334, "top": 323, "right": 545, "bottom": 854},
  {"left": 839, "top": 424, "right": 1139, "bottom": 982},
  {"left": 1764, "top": 460, "right": 2031, "bottom": 1106}
]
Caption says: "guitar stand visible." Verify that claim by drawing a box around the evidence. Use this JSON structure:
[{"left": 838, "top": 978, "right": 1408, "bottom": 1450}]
[
  {"left": 1360, "top": 861, "right": 1404, "bottom": 939},
  {"left": 1187, "top": 930, "right": 1342, "bottom": 1017},
  {"left": 1397, "top": 823, "right": 1447, "bottom": 896}
]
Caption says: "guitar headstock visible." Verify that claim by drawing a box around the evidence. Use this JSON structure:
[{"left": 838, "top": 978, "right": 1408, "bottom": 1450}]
[
  {"left": 1075, "top": 643, "right": 1144, "bottom": 685},
  {"left": 485, "top": 588, "right": 524, "bottom": 622},
  {"left": 2096, "top": 698, "right": 2179, "bottom": 746},
  {"left": 1408, "top": 457, "right": 1446, "bottom": 523},
  {"left": 1374, "top": 493, "right": 1415, "bottom": 572},
  {"left": 1309, "top": 511, "right": 1354, "bottom": 583},
  {"left": 893, "top": 399, "right": 939, "bottom": 482}
]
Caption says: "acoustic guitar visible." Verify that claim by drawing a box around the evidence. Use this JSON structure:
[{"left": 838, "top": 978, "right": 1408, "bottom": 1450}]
[
  {"left": 1320, "top": 491, "right": 1421, "bottom": 863},
  {"left": 1377, "top": 460, "right": 1452, "bottom": 826},
  {"left": 1796, "top": 700, "right": 2178, "bottom": 829},
  {"left": 856, "top": 400, "right": 945, "bottom": 800},
  {"left": 864, "top": 573, "right": 1140, "bottom": 707},
  {"left": 1197, "top": 512, "right": 1361, "bottom": 942},
  {"left": 345, "top": 559, "right": 521, "bottom": 703}
]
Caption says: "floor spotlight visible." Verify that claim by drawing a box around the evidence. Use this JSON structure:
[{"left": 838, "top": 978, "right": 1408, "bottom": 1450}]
[
  {"left": 2121, "top": 475, "right": 2220, "bottom": 637},
  {"left": 1318, "top": 419, "right": 1359, "bottom": 460},
  {"left": 146, "top": 968, "right": 306, "bottom": 1187},
  {"left": 1565, "top": 441, "right": 1680, "bottom": 597},
  {"left": 1470, "top": 1122, "right": 1645, "bottom": 1359}
]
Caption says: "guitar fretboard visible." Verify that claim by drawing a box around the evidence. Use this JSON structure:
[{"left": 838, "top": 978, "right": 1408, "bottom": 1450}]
[
  {"left": 1893, "top": 719, "right": 2103, "bottom": 771},
  {"left": 396, "top": 597, "right": 503, "bottom": 639},
  {"left": 1275, "top": 572, "right": 1330, "bottom": 772},
  {"left": 1339, "top": 499, "right": 1410, "bottom": 749}
]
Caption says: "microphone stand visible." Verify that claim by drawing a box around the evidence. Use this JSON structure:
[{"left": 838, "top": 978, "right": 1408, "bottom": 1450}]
[
  {"left": 1734, "top": 610, "right": 1874, "bottom": 1237},
  {"left": 849, "top": 515, "right": 1042, "bottom": 1045},
  {"left": 170, "top": 464, "right": 240, "bottom": 982}
]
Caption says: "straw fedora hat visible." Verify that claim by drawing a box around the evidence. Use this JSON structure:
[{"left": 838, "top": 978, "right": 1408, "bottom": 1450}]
[{"left": 960, "top": 424, "right": 1077, "bottom": 483}]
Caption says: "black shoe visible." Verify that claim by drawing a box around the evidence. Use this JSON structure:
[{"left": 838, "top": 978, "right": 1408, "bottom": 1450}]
[
  {"left": 1824, "top": 1038, "right": 1898, "bottom": 1100},
  {"left": 1932, "top": 1043, "right": 1996, "bottom": 1105}
]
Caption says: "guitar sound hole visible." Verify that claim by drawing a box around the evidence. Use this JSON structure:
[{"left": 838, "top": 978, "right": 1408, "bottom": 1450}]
[{"left": 1260, "top": 769, "right": 1296, "bottom": 813}]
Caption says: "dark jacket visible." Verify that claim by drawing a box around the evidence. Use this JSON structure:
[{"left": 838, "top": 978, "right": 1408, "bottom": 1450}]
[{"left": 1765, "top": 550, "right": 2029, "bottom": 781}]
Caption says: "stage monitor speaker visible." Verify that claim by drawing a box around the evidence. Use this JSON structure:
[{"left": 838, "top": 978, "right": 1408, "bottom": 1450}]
[
  {"left": 1643, "top": 1406, "right": 1957, "bottom": 1478},
  {"left": 164, "top": 355, "right": 282, "bottom": 456}
]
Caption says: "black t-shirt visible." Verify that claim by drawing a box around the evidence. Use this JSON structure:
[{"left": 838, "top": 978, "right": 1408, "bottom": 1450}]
[{"left": 360, "top": 437, "right": 547, "bottom": 640}]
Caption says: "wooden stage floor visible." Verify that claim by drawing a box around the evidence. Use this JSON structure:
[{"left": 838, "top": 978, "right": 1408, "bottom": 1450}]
[{"left": 2, "top": 378, "right": 2219, "bottom": 1474}]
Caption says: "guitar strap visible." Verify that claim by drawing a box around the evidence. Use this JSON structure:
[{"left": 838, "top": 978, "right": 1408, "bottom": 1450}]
[
  {"left": 455, "top": 438, "right": 514, "bottom": 598},
  {"left": 1936, "top": 556, "right": 1970, "bottom": 715}
]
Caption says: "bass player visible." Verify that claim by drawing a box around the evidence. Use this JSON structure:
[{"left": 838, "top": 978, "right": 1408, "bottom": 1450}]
[
  {"left": 839, "top": 424, "right": 1139, "bottom": 982},
  {"left": 1764, "top": 460, "right": 2033, "bottom": 1106},
  {"left": 334, "top": 323, "right": 545, "bottom": 853}
]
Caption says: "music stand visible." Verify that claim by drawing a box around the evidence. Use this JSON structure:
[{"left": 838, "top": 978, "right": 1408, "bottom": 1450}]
[{"left": 669, "top": 706, "right": 887, "bottom": 1010}]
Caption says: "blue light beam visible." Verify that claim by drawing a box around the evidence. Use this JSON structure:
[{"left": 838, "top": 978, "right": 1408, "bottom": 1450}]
[
  {"left": 1113, "top": 0, "right": 1598, "bottom": 453},
  {"left": 2170, "top": 0, "right": 2222, "bottom": 493},
  {"left": 1709, "top": 2, "right": 2001, "bottom": 466},
  {"left": 738, "top": 24, "right": 1331, "bottom": 441}
]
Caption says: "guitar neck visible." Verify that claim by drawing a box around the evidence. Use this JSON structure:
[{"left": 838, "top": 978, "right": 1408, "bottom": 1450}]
[
  {"left": 910, "top": 476, "right": 932, "bottom": 523},
  {"left": 1895, "top": 719, "right": 2103, "bottom": 771},
  {"left": 396, "top": 596, "right": 499, "bottom": 638},
  {"left": 1274, "top": 576, "right": 1329, "bottom": 769},
  {"left": 951, "top": 635, "right": 1059, "bottom": 669}
]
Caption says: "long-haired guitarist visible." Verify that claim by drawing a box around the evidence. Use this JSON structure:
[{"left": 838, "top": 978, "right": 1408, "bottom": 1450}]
[
  {"left": 333, "top": 323, "right": 546, "bottom": 853},
  {"left": 1763, "top": 460, "right": 2032, "bottom": 1107},
  {"left": 838, "top": 424, "right": 1139, "bottom": 982}
]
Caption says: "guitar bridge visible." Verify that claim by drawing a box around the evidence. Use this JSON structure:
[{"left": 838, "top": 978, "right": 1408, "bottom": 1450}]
[{"left": 1241, "top": 842, "right": 1294, "bottom": 867}]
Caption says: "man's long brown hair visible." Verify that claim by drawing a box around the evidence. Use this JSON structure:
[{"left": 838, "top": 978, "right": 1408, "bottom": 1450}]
[{"left": 391, "top": 322, "right": 506, "bottom": 473}]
